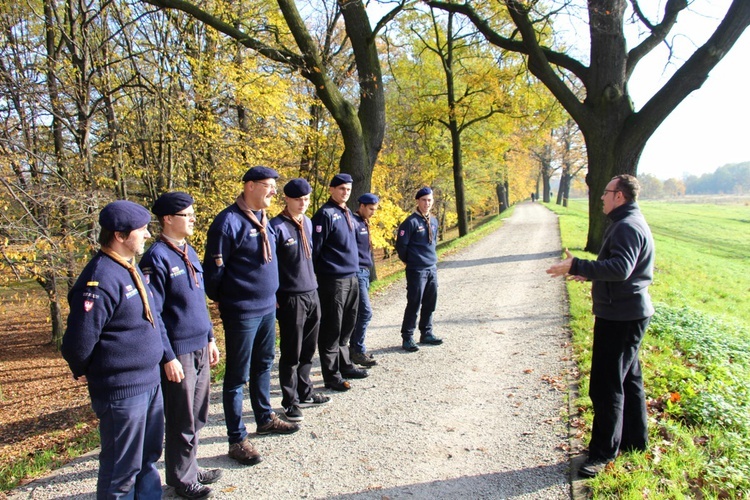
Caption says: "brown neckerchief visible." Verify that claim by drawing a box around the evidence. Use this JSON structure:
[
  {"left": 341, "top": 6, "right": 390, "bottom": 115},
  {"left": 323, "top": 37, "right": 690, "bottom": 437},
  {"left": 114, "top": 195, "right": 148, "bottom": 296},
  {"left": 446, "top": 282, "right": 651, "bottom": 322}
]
[
  {"left": 331, "top": 198, "right": 353, "bottom": 231},
  {"left": 357, "top": 209, "right": 372, "bottom": 252},
  {"left": 281, "top": 207, "right": 311, "bottom": 259},
  {"left": 160, "top": 236, "right": 200, "bottom": 288},
  {"left": 418, "top": 210, "right": 433, "bottom": 243},
  {"left": 236, "top": 194, "right": 272, "bottom": 264},
  {"left": 100, "top": 247, "right": 155, "bottom": 328}
]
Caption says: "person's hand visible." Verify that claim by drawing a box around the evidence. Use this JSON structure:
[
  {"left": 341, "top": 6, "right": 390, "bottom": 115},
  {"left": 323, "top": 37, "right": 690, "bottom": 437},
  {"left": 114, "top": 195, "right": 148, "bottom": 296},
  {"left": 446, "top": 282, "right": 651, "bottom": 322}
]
[
  {"left": 208, "top": 340, "right": 220, "bottom": 368},
  {"left": 567, "top": 274, "right": 587, "bottom": 282},
  {"left": 164, "top": 359, "right": 185, "bottom": 383},
  {"left": 546, "top": 248, "right": 575, "bottom": 278},
  {"left": 75, "top": 375, "right": 88, "bottom": 384}
]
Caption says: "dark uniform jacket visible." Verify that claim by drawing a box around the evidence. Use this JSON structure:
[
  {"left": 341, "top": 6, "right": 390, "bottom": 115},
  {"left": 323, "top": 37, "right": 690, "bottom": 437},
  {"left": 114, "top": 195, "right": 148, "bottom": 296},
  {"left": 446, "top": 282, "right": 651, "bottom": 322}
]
[
  {"left": 570, "top": 202, "right": 655, "bottom": 321},
  {"left": 396, "top": 211, "right": 438, "bottom": 269}
]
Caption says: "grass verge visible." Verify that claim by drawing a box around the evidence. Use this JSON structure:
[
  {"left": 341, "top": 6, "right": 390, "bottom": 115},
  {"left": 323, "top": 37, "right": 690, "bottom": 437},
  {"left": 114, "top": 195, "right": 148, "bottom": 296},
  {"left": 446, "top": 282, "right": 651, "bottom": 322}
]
[{"left": 546, "top": 199, "right": 750, "bottom": 498}]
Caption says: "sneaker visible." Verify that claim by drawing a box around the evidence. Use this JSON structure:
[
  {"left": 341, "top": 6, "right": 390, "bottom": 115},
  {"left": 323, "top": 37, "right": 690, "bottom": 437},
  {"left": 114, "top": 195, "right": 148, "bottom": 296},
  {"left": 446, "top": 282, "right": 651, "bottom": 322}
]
[
  {"left": 402, "top": 338, "right": 419, "bottom": 352},
  {"left": 175, "top": 483, "right": 213, "bottom": 499},
  {"left": 578, "top": 459, "right": 612, "bottom": 478},
  {"left": 284, "top": 405, "right": 304, "bottom": 422},
  {"left": 228, "top": 438, "right": 263, "bottom": 466},
  {"left": 419, "top": 334, "right": 443, "bottom": 345},
  {"left": 257, "top": 413, "right": 300, "bottom": 435},
  {"left": 351, "top": 351, "right": 377, "bottom": 367},
  {"left": 341, "top": 367, "right": 369, "bottom": 379},
  {"left": 197, "top": 468, "right": 222, "bottom": 485},
  {"left": 299, "top": 392, "right": 331, "bottom": 407}
]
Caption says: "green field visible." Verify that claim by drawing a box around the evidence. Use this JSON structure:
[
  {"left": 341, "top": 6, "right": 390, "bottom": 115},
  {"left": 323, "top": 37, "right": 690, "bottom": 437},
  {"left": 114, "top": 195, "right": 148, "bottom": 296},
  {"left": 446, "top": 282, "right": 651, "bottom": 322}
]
[{"left": 547, "top": 197, "right": 750, "bottom": 498}]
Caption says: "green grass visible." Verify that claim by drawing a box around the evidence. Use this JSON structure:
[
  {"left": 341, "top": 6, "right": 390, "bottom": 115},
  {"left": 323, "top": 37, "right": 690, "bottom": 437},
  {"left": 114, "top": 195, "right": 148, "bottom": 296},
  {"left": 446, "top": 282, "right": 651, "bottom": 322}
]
[{"left": 546, "top": 198, "right": 750, "bottom": 498}]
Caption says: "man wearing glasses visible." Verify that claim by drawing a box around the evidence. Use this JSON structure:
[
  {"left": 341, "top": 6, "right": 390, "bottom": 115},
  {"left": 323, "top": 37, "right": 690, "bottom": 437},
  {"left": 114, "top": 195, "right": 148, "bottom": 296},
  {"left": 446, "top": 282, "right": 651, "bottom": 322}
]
[
  {"left": 546, "top": 174, "right": 655, "bottom": 478},
  {"left": 204, "top": 167, "right": 299, "bottom": 468},
  {"left": 140, "top": 192, "right": 221, "bottom": 499}
]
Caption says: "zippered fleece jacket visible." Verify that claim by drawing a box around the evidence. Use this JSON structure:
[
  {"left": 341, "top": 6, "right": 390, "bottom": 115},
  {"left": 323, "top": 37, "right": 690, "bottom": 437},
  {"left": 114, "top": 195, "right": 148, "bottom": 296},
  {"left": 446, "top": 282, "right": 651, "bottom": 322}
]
[{"left": 570, "top": 202, "right": 655, "bottom": 321}]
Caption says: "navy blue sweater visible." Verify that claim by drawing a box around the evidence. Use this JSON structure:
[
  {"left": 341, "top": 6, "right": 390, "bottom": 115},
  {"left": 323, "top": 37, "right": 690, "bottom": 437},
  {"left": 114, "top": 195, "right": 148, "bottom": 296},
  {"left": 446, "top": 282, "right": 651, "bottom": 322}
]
[
  {"left": 62, "top": 251, "right": 175, "bottom": 401},
  {"left": 140, "top": 240, "right": 214, "bottom": 355},
  {"left": 311, "top": 199, "right": 358, "bottom": 278},
  {"left": 352, "top": 212, "right": 373, "bottom": 269},
  {"left": 570, "top": 202, "right": 655, "bottom": 321},
  {"left": 203, "top": 203, "right": 279, "bottom": 319},
  {"left": 269, "top": 213, "right": 318, "bottom": 294},
  {"left": 396, "top": 211, "right": 438, "bottom": 269}
]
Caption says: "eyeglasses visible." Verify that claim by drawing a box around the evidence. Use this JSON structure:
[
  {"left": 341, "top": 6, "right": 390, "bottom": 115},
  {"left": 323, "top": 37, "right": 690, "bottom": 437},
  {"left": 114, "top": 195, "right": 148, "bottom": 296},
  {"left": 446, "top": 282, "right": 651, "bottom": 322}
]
[
  {"left": 172, "top": 213, "right": 197, "bottom": 219},
  {"left": 255, "top": 181, "right": 277, "bottom": 190},
  {"left": 602, "top": 189, "right": 620, "bottom": 196}
]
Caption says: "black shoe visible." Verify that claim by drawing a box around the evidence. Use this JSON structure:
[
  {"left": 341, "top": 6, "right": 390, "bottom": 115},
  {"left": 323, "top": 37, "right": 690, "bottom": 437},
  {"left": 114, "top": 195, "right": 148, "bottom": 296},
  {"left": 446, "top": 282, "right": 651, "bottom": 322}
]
[
  {"left": 351, "top": 351, "right": 377, "bottom": 367},
  {"left": 324, "top": 380, "right": 351, "bottom": 391},
  {"left": 284, "top": 405, "right": 304, "bottom": 422},
  {"left": 578, "top": 459, "right": 612, "bottom": 478},
  {"left": 341, "top": 367, "right": 369, "bottom": 379},
  {"left": 402, "top": 339, "right": 419, "bottom": 352},
  {"left": 420, "top": 334, "right": 443, "bottom": 345},
  {"left": 299, "top": 392, "right": 331, "bottom": 407},
  {"left": 197, "top": 468, "right": 222, "bottom": 485},
  {"left": 176, "top": 483, "right": 213, "bottom": 499}
]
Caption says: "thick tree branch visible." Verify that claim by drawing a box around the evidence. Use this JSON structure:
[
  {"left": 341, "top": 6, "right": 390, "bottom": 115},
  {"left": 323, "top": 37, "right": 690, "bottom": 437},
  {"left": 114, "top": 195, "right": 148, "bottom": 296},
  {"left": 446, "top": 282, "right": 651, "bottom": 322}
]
[{"left": 626, "top": 0, "right": 687, "bottom": 79}]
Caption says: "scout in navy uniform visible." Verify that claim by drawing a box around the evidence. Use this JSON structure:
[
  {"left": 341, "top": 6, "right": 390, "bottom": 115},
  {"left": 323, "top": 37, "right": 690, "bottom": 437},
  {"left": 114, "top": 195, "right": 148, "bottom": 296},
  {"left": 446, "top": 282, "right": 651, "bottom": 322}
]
[
  {"left": 269, "top": 178, "right": 332, "bottom": 423},
  {"left": 547, "top": 174, "right": 654, "bottom": 478},
  {"left": 203, "top": 166, "right": 299, "bottom": 467},
  {"left": 349, "top": 193, "right": 380, "bottom": 367},
  {"left": 311, "top": 173, "right": 369, "bottom": 392},
  {"left": 396, "top": 187, "right": 444, "bottom": 352},
  {"left": 139, "top": 192, "right": 221, "bottom": 499},
  {"left": 62, "top": 200, "right": 181, "bottom": 499}
]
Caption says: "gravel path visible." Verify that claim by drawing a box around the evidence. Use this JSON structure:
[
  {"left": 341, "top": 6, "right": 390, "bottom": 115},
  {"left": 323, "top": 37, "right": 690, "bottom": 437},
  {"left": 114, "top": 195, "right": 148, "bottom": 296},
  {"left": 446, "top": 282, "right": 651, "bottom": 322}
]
[{"left": 10, "top": 202, "right": 573, "bottom": 499}]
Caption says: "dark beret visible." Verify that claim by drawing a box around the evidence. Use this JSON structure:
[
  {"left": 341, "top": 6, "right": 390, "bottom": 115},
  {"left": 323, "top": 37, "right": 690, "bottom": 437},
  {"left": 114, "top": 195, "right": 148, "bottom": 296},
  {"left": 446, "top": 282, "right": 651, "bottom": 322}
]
[
  {"left": 415, "top": 186, "right": 433, "bottom": 199},
  {"left": 152, "top": 192, "right": 194, "bottom": 216},
  {"left": 99, "top": 200, "right": 151, "bottom": 232},
  {"left": 242, "top": 166, "right": 279, "bottom": 183},
  {"left": 283, "top": 178, "right": 313, "bottom": 198},
  {"left": 358, "top": 193, "right": 379, "bottom": 205},
  {"left": 329, "top": 173, "right": 353, "bottom": 187}
]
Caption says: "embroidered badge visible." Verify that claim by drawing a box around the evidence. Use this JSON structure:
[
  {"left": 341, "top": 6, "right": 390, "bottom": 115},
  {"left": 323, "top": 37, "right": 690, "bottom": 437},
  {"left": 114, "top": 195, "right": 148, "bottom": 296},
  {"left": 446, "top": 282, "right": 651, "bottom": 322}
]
[
  {"left": 144, "top": 275, "right": 150, "bottom": 284},
  {"left": 315, "top": 225, "right": 322, "bottom": 233},
  {"left": 84, "top": 300, "right": 94, "bottom": 312},
  {"left": 399, "top": 230, "right": 405, "bottom": 236}
]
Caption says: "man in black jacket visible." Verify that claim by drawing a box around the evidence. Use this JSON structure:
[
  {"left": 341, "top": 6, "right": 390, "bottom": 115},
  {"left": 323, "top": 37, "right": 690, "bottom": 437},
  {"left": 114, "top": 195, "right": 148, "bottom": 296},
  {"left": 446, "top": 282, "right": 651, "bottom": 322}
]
[{"left": 546, "top": 174, "right": 655, "bottom": 478}]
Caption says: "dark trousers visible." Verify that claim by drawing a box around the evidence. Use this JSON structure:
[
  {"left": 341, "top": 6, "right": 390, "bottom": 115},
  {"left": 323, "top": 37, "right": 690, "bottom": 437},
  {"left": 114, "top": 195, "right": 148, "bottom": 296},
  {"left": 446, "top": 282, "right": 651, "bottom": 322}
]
[
  {"left": 588, "top": 316, "right": 650, "bottom": 462},
  {"left": 277, "top": 290, "right": 321, "bottom": 408},
  {"left": 400, "top": 265, "right": 438, "bottom": 340},
  {"left": 317, "top": 275, "right": 359, "bottom": 384},
  {"left": 91, "top": 384, "right": 163, "bottom": 500},
  {"left": 162, "top": 345, "right": 210, "bottom": 488},
  {"left": 221, "top": 311, "right": 276, "bottom": 444}
]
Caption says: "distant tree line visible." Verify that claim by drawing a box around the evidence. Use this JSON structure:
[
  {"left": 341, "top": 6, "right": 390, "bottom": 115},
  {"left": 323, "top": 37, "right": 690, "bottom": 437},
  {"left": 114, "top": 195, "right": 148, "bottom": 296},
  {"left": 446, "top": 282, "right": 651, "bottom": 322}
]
[{"left": 637, "top": 162, "right": 750, "bottom": 199}]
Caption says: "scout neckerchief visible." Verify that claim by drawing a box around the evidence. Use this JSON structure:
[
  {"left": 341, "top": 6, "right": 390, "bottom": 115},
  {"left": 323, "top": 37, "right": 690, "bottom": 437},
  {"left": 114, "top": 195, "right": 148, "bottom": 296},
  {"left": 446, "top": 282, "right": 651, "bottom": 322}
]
[
  {"left": 281, "top": 207, "right": 311, "bottom": 259},
  {"left": 357, "top": 209, "right": 372, "bottom": 252},
  {"left": 160, "top": 235, "right": 200, "bottom": 288},
  {"left": 100, "top": 246, "right": 155, "bottom": 328},
  {"left": 331, "top": 198, "right": 353, "bottom": 231},
  {"left": 236, "top": 194, "right": 272, "bottom": 263},
  {"left": 418, "top": 209, "right": 433, "bottom": 243}
]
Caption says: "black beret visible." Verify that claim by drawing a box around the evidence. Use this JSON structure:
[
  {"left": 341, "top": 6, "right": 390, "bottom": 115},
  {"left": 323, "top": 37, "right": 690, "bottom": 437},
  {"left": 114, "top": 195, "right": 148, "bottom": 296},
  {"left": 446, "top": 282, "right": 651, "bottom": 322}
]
[
  {"left": 283, "top": 178, "right": 312, "bottom": 198},
  {"left": 415, "top": 186, "right": 433, "bottom": 199},
  {"left": 242, "top": 166, "right": 279, "bottom": 183},
  {"left": 99, "top": 200, "right": 151, "bottom": 232},
  {"left": 152, "top": 192, "right": 194, "bottom": 216},
  {"left": 329, "top": 173, "right": 353, "bottom": 187},
  {"left": 358, "top": 193, "right": 379, "bottom": 205}
]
